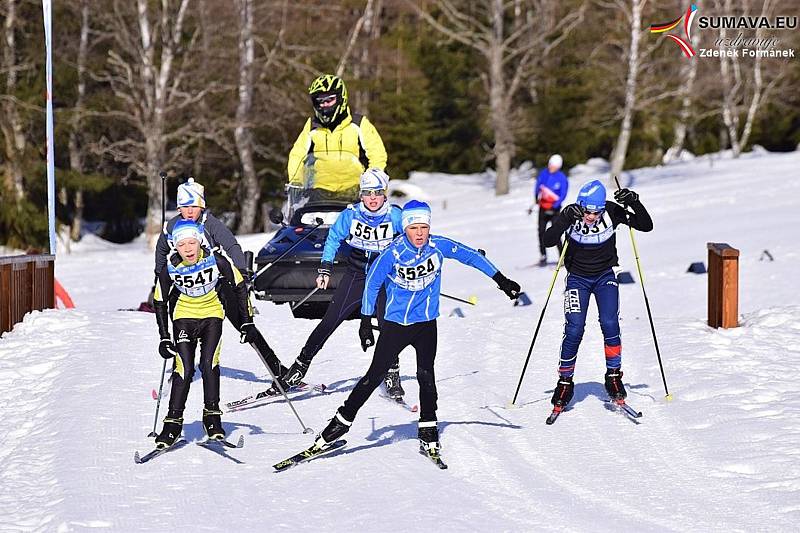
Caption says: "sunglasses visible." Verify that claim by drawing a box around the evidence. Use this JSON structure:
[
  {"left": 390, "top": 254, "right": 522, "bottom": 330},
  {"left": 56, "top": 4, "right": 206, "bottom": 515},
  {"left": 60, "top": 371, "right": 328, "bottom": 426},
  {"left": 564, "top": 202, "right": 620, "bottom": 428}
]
[
  {"left": 314, "top": 94, "right": 337, "bottom": 107},
  {"left": 583, "top": 209, "right": 604, "bottom": 216},
  {"left": 360, "top": 189, "right": 386, "bottom": 197}
]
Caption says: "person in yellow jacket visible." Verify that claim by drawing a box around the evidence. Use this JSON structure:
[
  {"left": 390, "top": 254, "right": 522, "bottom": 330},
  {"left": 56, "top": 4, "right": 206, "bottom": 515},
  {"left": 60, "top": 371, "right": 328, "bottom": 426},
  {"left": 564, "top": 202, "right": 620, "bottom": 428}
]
[{"left": 287, "top": 74, "right": 387, "bottom": 201}]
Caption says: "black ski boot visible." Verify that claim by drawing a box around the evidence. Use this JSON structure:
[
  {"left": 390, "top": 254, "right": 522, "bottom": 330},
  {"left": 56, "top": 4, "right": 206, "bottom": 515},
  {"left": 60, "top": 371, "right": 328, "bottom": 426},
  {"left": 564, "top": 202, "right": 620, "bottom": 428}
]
[
  {"left": 313, "top": 411, "right": 352, "bottom": 450},
  {"left": 538, "top": 254, "right": 548, "bottom": 267},
  {"left": 282, "top": 358, "right": 310, "bottom": 388},
  {"left": 155, "top": 412, "right": 183, "bottom": 449},
  {"left": 551, "top": 375, "right": 574, "bottom": 407},
  {"left": 384, "top": 367, "right": 404, "bottom": 399},
  {"left": 418, "top": 420, "right": 441, "bottom": 454},
  {"left": 604, "top": 368, "right": 627, "bottom": 400},
  {"left": 202, "top": 403, "right": 226, "bottom": 440},
  {"left": 265, "top": 373, "right": 290, "bottom": 396}
]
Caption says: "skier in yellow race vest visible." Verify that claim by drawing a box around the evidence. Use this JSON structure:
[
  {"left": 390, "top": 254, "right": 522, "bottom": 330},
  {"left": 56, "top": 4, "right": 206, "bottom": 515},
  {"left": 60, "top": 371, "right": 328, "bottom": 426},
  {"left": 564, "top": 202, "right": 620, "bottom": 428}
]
[{"left": 287, "top": 74, "right": 387, "bottom": 200}]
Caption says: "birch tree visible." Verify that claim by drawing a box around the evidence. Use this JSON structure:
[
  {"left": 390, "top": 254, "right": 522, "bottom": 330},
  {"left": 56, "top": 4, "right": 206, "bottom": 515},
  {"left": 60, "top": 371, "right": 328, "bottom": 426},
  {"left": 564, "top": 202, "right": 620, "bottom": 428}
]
[
  {"left": 715, "top": 0, "right": 784, "bottom": 157},
  {"left": 0, "top": 0, "right": 27, "bottom": 201},
  {"left": 608, "top": 0, "right": 645, "bottom": 180},
  {"left": 67, "top": 0, "right": 91, "bottom": 242},
  {"left": 662, "top": 42, "right": 697, "bottom": 163},
  {"left": 336, "top": 0, "right": 381, "bottom": 111},
  {"left": 234, "top": 0, "right": 259, "bottom": 233},
  {"left": 407, "top": 0, "right": 585, "bottom": 195},
  {"left": 94, "top": 0, "right": 212, "bottom": 246}
]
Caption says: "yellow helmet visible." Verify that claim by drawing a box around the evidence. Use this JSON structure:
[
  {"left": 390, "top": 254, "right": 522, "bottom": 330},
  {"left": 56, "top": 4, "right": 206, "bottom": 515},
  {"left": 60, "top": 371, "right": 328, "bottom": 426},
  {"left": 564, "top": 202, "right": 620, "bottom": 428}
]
[{"left": 308, "top": 74, "right": 349, "bottom": 126}]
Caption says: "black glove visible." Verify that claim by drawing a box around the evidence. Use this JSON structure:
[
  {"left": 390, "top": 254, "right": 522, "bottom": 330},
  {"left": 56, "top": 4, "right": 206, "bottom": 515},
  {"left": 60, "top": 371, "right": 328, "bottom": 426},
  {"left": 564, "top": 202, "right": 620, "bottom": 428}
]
[
  {"left": 243, "top": 268, "right": 254, "bottom": 290},
  {"left": 614, "top": 188, "right": 639, "bottom": 206},
  {"left": 239, "top": 321, "right": 258, "bottom": 344},
  {"left": 158, "top": 339, "right": 178, "bottom": 360},
  {"left": 562, "top": 203, "right": 584, "bottom": 221},
  {"left": 492, "top": 272, "right": 521, "bottom": 300},
  {"left": 359, "top": 315, "right": 375, "bottom": 352}
]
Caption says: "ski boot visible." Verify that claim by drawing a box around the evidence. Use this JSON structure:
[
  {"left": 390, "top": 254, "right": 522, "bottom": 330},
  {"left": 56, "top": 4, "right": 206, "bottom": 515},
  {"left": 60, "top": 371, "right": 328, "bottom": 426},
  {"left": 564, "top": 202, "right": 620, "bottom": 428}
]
[
  {"left": 155, "top": 412, "right": 184, "bottom": 449},
  {"left": 264, "top": 366, "right": 291, "bottom": 396},
  {"left": 313, "top": 411, "right": 352, "bottom": 450},
  {"left": 538, "top": 254, "right": 548, "bottom": 267},
  {"left": 202, "top": 403, "right": 226, "bottom": 440},
  {"left": 418, "top": 420, "right": 441, "bottom": 454},
  {"left": 551, "top": 375, "right": 574, "bottom": 407},
  {"left": 384, "top": 367, "right": 405, "bottom": 399},
  {"left": 282, "top": 358, "right": 310, "bottom": 389},
  {"left": 604, "top": 368, "right": 627, "bottom": 400}
]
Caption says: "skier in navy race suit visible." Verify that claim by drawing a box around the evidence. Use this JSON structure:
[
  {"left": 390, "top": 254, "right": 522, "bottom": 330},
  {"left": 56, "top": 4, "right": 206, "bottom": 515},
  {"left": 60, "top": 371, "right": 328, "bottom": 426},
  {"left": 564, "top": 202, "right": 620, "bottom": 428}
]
[{"left": 542, "top": 180, "right": 652, "bottom": 409}]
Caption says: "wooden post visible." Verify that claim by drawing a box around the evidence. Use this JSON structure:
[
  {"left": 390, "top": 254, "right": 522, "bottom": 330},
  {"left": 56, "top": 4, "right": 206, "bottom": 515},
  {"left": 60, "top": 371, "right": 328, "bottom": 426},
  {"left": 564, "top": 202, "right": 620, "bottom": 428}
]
[
  {"left": 0, "top": 255, "right": 55, "bottom": 335},
  {"left": 707, "top": 243, "right": 739, "bottom": 328}
]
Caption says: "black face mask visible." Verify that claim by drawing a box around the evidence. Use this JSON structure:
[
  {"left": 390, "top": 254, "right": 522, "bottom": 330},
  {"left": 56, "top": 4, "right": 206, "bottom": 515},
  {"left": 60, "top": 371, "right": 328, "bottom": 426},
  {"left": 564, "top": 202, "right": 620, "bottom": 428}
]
[{"left": 311, "top": 91, "right": 346, "bottom": 126}]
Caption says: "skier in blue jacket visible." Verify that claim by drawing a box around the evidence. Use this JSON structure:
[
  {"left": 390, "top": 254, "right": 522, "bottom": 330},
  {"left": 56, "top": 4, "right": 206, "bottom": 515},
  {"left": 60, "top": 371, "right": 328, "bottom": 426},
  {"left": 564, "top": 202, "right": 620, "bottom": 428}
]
[
  {"left": 528, "top": 154, "right": 568, "bottom": 266},
  {"left": 280, "top": 168, "right": 405, "bottom": 394},
  {"left": 310, "top": 200, "right": 521, "bottom": 458}
]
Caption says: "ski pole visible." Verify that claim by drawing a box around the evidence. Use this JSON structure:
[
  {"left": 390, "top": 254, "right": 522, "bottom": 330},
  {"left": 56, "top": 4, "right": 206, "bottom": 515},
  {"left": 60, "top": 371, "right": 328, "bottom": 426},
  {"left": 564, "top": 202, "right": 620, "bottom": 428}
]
[
  {"left": 291, "top": 287, "right": 319, "bottom": 311},
  {"left": 509, "top": 240, "right": 569, "bottom": 407},
  {"left": 249, "top": 342, "right": 314, "bottom": 434},
  {"left": 149, "top": 171, "right": 169, "bottom": 438},
  {"left": 441, "top": 293, "right": 478, "bottom": 306},
  {"left": 253, "top": 217, "right": 324, "bottom": 279},
  {"left": 613, "top": 176, "right": 671, "bottom": 400}
]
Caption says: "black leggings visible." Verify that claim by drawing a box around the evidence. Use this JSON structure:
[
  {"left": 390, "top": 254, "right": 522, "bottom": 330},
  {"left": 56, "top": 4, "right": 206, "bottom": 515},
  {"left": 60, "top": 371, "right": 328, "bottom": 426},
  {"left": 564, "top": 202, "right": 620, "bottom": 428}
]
[
  {"left": 538, "top": 207, "right": 563, "bottom": 256},
  {"left": 169, "top": 317, "right": 223, "bottom": 412},
  {"left": 300, "top": 267, "right": 388, "bottom": 365},
  {"left": 340, "top": 320, "right": 438, "bottom": 423},
  {"left": 217, "top": 282, "right": 284, "bottom": 376}
]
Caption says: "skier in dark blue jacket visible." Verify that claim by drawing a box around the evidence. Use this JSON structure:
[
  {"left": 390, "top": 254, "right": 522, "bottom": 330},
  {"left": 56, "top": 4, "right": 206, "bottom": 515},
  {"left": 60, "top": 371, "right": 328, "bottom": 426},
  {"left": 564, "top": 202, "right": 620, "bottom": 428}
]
[
  {"left": 528, "top": 154, "right": 568, "bottom": 266},
  {"left": 543, "top": 180, "right": 652, "bottom": 411},
  {"left": 310, "top": 200, "right": 521, "bottom": 459}
]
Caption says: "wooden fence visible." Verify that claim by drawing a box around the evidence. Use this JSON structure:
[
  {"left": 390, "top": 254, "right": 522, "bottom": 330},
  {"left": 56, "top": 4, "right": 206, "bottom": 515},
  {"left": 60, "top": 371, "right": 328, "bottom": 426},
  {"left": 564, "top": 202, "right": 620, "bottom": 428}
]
[{"left": 0, "top": 255, "right": 55, "bottom": 335}]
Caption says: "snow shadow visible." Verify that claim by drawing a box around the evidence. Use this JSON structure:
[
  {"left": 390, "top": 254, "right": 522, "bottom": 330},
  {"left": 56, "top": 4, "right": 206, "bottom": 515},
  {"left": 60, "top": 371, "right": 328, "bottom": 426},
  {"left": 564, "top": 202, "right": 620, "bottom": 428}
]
[
  {"left": 559, "top": 381, "right": 650, "bottom": 407},
  {"left": 180, "top": 419, "right": 269, "bottom": 442},
  {"left": 324, "top": 373, "right": 422, "bottom": 395},
  {"left": 219, "top": 365, "right": 270, "bottom": 384},
  {"left": 333, "top": 419, "right": 522, "bottom": 458},
  {"left": 324, "top": 370, "right": 472, "bottom": 396}
]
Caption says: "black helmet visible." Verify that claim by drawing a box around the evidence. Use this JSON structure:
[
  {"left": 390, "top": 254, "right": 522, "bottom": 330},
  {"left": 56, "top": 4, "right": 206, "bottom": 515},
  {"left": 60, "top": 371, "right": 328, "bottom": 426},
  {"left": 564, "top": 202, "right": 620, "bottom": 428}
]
[{"left": 308, "top": 74, "right": 349, "bottom": 126}]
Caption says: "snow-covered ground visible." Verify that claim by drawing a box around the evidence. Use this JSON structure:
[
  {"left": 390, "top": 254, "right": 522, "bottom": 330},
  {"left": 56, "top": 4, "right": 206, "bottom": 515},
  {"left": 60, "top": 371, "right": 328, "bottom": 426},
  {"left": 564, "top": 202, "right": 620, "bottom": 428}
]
[{"left": 2, "top": 150, "right": 799, "bottom": 532}]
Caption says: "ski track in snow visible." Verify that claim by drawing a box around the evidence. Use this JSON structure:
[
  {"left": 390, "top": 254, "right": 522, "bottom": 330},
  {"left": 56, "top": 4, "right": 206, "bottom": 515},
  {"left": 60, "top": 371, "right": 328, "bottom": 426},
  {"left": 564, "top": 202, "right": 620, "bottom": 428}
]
[{"left": 1, "top": 150, "right": 799, "bottom": 531}]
